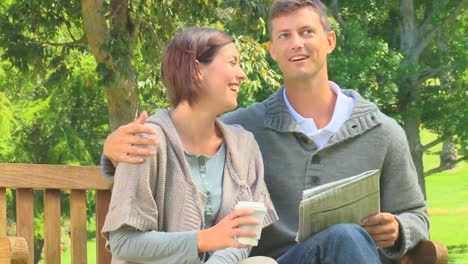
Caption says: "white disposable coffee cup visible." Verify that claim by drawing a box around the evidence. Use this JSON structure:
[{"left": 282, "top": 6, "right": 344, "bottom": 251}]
[{"left": 234, "top": 201, "right": 267, "bottom": 246}]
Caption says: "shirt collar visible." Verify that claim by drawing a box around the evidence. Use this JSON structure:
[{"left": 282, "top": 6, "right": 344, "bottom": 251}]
[{"left": 283, "top": 81, "right": 355, "bottom": 134}]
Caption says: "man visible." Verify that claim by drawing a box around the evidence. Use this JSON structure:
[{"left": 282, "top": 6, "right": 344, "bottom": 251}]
[{"left": 101, "top": 1, "right": 429, "bottom": 263}]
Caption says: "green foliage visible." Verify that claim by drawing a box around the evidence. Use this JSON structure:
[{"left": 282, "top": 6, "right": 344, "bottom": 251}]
[
  {"left": 325, "top": 0, "right": 466, "bottom": 166},
  {"left": 235, "top": 35, "right": 281, "bottom": 107},
  {"left": 329, "top": 20, "right": 403, "bottom": 117},
  {"left": 421, "top": 83, "right": 468, "bottom": 146},
  {"left": 0, "top": 92, "right": 15, "bottom": 160}
]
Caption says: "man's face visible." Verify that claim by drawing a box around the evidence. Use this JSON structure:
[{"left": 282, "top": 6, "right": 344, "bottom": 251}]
[{"left": 269, "top": 7, "right": 336, "bottom": 82}]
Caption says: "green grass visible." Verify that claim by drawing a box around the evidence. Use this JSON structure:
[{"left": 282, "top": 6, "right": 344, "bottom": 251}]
[
  {"left": 38, "top": 238, "right": 97, "bottom": 264},
  {"left": 423, "top": 130, "right": 468, "bottom": 263}
]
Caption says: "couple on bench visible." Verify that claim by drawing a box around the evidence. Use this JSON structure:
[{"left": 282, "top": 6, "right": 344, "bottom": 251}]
[{"left": 100, "top": 1, "right": 429, "bottom": 263}]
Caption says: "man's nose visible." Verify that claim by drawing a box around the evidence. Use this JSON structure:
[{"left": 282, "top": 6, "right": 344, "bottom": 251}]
[{"left": 290, "top": 33, "right": 304, "bottom": 50}]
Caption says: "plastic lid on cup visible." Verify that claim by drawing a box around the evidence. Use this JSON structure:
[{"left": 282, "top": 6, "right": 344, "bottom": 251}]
[{"left": 235, "top": 201, "right": 267, "bottom": 212}]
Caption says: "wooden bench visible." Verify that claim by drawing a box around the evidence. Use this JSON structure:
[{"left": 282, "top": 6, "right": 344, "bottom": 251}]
[
  {"left": 0, "top": 163, "right": 112, "bottom": 264},
  {"left": 0, "top": 163, "right": 448, "bottom": 264}
]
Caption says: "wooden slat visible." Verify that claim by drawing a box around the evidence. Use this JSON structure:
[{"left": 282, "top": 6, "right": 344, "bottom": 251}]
[
  {"left": 0, "top": 164, "right": 112, "bottom": 190},
  {"left": 16, "top": 188, "right": 34, "bottom": 264},
  {"left": 0, "top": 236, "right": 11, "bottom": 264},
  {"left": 70, "top": 190, "right": 87, "bottom": 264},
  {"left": 0, "top": 188, "right": 6, "bottom": 237},
  {"left": 96, "top": 190, "right": 111, "bottom": 264},
  {"left": 44, "top": 189, "right": 61, "bottom": 264}
]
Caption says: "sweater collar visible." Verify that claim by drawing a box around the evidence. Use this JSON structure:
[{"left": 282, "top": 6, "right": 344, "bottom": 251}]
[
  {"left": 146, "top": 109, "right": 245, "bottom": 185},
  {"left": 264, "top": 86, "right": 383, "bottom": 142}
]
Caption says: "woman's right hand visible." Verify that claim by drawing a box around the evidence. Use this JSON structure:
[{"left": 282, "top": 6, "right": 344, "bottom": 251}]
[{"left": 197, "top": 208, "right": 259, "bottom": 252}]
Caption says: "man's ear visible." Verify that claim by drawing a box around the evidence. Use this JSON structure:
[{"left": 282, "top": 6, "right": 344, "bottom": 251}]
[
  {"left": 326, "top": 31, "right": 337, "bottom": 55},
  {"left": 268, "top": 41, "right": 277, "bottom": 61}
]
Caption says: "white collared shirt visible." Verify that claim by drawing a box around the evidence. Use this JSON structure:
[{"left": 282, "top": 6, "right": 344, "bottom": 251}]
[{"left": 283, "top": 81, "right": 355, "bottom": 149}]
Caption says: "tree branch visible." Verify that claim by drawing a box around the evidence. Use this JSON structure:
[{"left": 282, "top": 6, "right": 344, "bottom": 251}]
[
  {"left": 421, "top": 137, "right": 445, "bottom": 152},
  {"left": 81, "top": 0, "right": 110, "bottom": 64},
  {"left": 418, "top": 0, "right": 445, "bottom": 39},
  {"left": 424, "top": 155, "right": 468, "bottom": 177},
  {"left": 34, "top": 35, "right": 87, "bottom": 47},
  {"left": 62, "top": 9, "right": 78, "bottom": 42},
  {"left": 416, "top": 65, "right": 453, "bottom": 84},
  {"left": 414, "top": 1, "right": 465, "bottom": 57},
  {"left": 329, "top": 0, "right": 347, "bottom": 29}
]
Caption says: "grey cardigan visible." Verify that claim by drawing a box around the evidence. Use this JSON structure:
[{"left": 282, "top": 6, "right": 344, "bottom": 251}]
[
  {"left": 222, "top": 87, "right": 429, "bottom": 261},
  {"left": 102, "top": 109, "right": 278, "bottom": 263}
]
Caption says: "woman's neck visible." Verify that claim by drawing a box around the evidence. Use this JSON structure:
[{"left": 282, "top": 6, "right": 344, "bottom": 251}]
[{"left": 170, "top": 102, "right": 223, "bottom": 156}]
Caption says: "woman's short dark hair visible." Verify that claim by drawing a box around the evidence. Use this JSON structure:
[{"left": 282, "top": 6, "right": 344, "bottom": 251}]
[{"left": 161, "top": 27, "right": 234, "bottom": 107}]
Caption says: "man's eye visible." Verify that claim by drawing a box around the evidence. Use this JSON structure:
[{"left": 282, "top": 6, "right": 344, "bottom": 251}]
[{"left": 278, "top": 33, "right": 288, "bottom": 39}]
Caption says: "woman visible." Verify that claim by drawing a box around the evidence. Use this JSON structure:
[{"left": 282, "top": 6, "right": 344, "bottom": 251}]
[{"left": 102, "top": 27, "right": 278, "bottom": 264}]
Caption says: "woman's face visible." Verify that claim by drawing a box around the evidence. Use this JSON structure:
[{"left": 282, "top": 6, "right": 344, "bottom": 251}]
[{"left": 197, "top": 43, "right": 246, "bottom": 113}]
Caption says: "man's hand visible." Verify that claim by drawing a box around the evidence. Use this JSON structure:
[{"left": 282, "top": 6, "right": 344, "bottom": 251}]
[
  {"left": 103, "top": 111, "right": 160, "bottom": 166},
  {"left": 197, "top": 209, "right": 259, "bottom": 252},
  {"left": 361, "top": 212, "right": 400, "bottom": 248}
]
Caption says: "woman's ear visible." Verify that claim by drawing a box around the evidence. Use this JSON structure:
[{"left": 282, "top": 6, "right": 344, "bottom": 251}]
[{"left": 194, "top": 60, "right": 204, "bottom": 81}]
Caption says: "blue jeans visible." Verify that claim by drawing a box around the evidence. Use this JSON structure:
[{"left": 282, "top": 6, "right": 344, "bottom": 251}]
[{"left": 277, "top": 224, "right": 381, "bottom": 264}]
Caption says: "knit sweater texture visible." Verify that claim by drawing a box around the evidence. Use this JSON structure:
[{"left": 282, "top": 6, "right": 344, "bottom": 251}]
[
  {"left": 221, "top": 87, "right": 429, "bottom": 261},
  {"left": 102, "top": 109, "right": 279, "bottom": 263}
]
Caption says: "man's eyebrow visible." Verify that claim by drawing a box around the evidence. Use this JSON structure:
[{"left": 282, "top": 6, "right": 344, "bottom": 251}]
[
  {"left": 275, "top": 29, "right": 290, "bottom": 34},
  {"left": 299, "top": 25, "right": 315, "bottom": 30}
]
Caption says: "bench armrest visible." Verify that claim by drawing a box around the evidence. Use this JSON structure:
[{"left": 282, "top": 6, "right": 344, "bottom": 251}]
[
  {"left": 0, "top": 237, "right": 29, "bottom": 264},
  {"left": 397, "top": 240, "right": 448, "bottom": 264}
]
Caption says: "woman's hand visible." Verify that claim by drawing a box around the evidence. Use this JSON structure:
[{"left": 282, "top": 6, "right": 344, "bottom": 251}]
[{"left": 197, "top": 208, "right": 259, "bottom": 252}]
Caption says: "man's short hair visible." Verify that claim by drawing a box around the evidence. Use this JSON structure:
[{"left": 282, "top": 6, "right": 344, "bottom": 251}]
[
  {"left": 161, "top": 28, "right": 234, "bottom": 107},
  {"left": 269, "top": 0, "right": 331, "bottom": 35}
]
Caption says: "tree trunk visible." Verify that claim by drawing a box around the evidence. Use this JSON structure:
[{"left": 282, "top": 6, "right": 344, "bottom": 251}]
[
  {"left": 402, "top": 114, "right": 426, "bottom": 197},
  {"left": 106, "top": 77, "right": 139, "bottom": 131},
  {"left": 82, "top": 0, "right": 140, "bottom": 131},
  {"left": 440, "top": 141, "right": 458, "bottom": 169},
  {"left": 399, "top": 0, "right": 426, "bottom": 198}
]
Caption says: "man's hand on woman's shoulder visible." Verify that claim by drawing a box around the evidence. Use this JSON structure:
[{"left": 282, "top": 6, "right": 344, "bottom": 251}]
[{"left": 104, "top": 111, "right": 160, "bottom": 167}]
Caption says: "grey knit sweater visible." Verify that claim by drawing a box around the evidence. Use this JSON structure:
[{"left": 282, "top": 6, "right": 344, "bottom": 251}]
[
  {"left": 222, "top": 87, "right": 429, "bottom": 261},
  {"left": 102, "top": 109, "right": 278, "bottom": 263}
]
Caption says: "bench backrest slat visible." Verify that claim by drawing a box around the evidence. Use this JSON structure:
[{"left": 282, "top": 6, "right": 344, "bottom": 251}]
[
  {"left": 96, "top": 190, "right": 111, "bottom": 264},
  {"left": 0, "top": 164, "right": 110, "bottom": 190},
  {"left": 44, "top": 189, "right": 61, "bottom": 263},
  {"left": 16, "top": 188, "right": 34, "bottom": 264},
  {"left": 71, "top": 190, "right": 88, "bottom": 264},
  {"left": 0, "top": 188, "right": 5, "bottom": 237}
]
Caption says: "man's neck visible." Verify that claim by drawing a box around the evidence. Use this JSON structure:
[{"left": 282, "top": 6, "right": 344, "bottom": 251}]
[{"left": 284, "top": 78, "right": 337, "bottom": 129}]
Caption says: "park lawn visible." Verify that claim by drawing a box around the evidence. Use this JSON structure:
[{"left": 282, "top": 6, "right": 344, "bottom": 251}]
[
  {"left": 422, "top": 130, "right": 468, "bottom": 263},
  {"left": 38, "top": 239, "right": 97, "bottom": 264},
  {"left": 426, "top": 165, "right": 468, "bottom": 264}
]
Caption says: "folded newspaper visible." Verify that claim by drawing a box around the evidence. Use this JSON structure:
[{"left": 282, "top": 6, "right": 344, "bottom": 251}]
[{"left": 297, "top": 169, "right": 380, "bottom": 242}]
